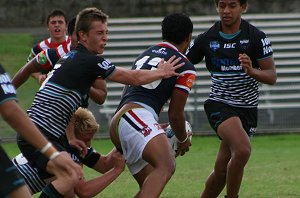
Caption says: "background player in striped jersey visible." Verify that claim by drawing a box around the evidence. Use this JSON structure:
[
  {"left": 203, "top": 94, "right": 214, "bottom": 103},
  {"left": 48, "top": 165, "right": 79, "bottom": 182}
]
[
  {"left": 12, "top": 107, "right": 125, "bottom": 197},
  {"left": 12, "top": 7, "right": 184, "bottom": 198},
  {"left": 0, "top": 63, "right": 82, "bottom": 198},
  {"left": 27, "top": 9, "right": 70, "bottom": 85},
  {"left": 186, "top": 0, "right": 277, "bottom": 197},
  {"left": 109, "top": 13, "right": 196, "bottom": 197}
]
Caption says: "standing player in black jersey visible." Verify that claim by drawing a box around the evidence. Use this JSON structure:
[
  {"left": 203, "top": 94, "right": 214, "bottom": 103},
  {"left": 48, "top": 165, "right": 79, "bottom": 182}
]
[
  {"left": 13, "top": 7, "right": 184, "bottom": 198},
  {"left": 186, "top": 0, "right": 277, "bottom": 197},
  {"left": 110, "top": 13, "right": 196, "bottom": 197},
  {"left": 0, "top": 64, "right": 83, "bottom": 198}
]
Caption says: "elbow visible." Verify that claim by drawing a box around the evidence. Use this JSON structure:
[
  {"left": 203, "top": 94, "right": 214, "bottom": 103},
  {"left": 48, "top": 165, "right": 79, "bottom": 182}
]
[
  {"left": 268, "top": 74, "right": 277, "bottom": 85},
  {"left": 75, "top": 188, "right": 93, "bottom": 198}
]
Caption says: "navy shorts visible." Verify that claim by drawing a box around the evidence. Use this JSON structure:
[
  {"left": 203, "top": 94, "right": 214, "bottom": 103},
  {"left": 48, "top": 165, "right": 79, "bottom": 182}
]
[
  {"left": 0, "top": 145, "right": 26, "bottom": 197},
  {"left": 204, "top": 99, "right": 257, "bottom": 137}
]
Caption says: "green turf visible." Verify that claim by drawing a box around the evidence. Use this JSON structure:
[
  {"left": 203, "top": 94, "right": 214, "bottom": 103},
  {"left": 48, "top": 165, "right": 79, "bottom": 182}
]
[
  {"left": 3, "top": 134, "right": 300, "bottom": 197},
  {"left": 0, "top": 33, "right": 40, "bottom": 137}
]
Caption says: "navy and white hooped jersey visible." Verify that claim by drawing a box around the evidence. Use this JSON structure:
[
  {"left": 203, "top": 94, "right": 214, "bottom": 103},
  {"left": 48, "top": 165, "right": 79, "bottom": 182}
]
[
  {"left": 0, "top": 64, "right": 17, "bottom": 104},
  {"left": 118, "top": 42, "right": 196, "bottom": 116},
  {"left": 186, "top": 19, "right": 273, "bottom": 108},
  {"left": 12, "top": 147, "right": 100, "bottom": 194},
  {"left": 27, "top": 43, "right": 116, "bottom": 139}
]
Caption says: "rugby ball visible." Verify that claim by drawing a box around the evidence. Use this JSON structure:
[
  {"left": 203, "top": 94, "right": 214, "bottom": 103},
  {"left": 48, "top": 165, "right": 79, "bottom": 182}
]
[{"left": 165, "top": 121, "right": 192, "bottom": 151}]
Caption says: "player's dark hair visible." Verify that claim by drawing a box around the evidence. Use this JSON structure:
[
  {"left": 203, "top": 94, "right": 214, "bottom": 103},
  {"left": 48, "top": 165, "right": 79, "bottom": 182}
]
[
  {"left": 67, "top": 17, "right": 76, "bottom": 36},
  {"left": 46, "top": 9, "right": 67, "bottom": 25},
  {"left": 161, "top": 13, "right": 193, "bottom": 44},
  {"left": 75, "top": 7, "right": 108, "bottom": 41},
  {"left": 214, "top": 0, "right": 247, "bottom": 6}
]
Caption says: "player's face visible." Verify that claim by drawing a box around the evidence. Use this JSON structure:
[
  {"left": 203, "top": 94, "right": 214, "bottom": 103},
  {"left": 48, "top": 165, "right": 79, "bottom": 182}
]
[
  {"left": 48, "top": 16, "right": 67, "bottom": 42},
  {"left": 216, "top": 0, "right": 247, "bottom": 31},
  {"left": 84, "top": 21, "right": 108, "bottom": 55}
]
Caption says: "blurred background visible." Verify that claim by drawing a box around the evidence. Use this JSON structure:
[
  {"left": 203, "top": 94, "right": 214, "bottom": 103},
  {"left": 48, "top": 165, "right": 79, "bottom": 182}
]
[{"left": 0, "top": 0, "right": 300, "bottom": 139}]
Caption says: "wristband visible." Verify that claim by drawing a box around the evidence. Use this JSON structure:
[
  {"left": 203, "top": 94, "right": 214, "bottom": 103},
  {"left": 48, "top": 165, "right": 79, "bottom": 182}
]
[
  {"left": 49, "top": 151, "right": 60, "bottom": 160},
  {"left": 40, "top": 142, "right": 52, "bottom": 154},
  {"left": 178, "top": 134, "right": 189, "bottom": 144}
]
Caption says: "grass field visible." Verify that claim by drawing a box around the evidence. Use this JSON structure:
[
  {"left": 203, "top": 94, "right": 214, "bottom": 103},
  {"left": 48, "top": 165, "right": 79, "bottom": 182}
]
[
  {"left": 3, "top": 134, "right": 300, "bottom": 198},
  {"left": 0, "top": 33, "right": 40, "bottom": 137},
  {"left": 1, "top": 33, "right": 300, "bottom": 197}
]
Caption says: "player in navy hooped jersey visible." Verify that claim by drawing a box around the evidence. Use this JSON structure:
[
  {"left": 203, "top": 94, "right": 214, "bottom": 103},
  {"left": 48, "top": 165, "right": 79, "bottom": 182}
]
[
  {"left": 186, "top": 0, "right": 277, "bottom": 197},
  {"left": 13, "top": 7, "right": 183, "bottom": 198},
  {"left": 110, "top": 13, "right": 196, "bottom": 197},
  {"left": 0, "top": 64, "right": 83, "bottom": 198}
]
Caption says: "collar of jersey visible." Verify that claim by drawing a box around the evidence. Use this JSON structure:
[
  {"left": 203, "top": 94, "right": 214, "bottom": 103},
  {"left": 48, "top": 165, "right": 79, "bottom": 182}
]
[
  {"left": 158, "top": 42, "right": 179, "bottom": 52},
  {"left": 219, "top": 30, "right": 241, "bottom": 40}
]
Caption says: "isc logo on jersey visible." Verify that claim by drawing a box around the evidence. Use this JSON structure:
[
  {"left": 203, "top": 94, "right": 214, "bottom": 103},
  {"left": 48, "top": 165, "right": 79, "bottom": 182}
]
[{"left": 98, "top": 59, "right": 113, "bottom": 70}]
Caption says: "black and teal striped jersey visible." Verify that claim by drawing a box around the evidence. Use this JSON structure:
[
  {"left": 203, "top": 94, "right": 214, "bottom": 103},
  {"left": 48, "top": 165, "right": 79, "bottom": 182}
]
[
  {"left": 186, "top": 19, "right": 273, "bottom": 108},
  {"left": 27, "top": 43, "right": 116, "bottom": 139},
  {"left": 0, "top": 64, "right": 17, "bottom": 104},
  {"left": 12, "top": 146, "right": 100, "bottom": 194}
]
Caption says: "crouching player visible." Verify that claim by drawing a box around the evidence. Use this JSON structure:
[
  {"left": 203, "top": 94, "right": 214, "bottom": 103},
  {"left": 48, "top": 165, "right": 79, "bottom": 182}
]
[{"left": 12, "top": 107, "right": 125, "bottom": 197}]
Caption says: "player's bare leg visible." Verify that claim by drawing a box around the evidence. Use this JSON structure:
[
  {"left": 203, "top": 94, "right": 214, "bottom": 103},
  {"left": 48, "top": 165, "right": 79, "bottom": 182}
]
[
  {"left": 201, "top": 117, "right": 251, "bottom": 198},
  {"left": 201, "top": 141, "right": 231, "bottom": 197},
  {"left": 135, "top": 133, "right": 175, "bottom": 198}
]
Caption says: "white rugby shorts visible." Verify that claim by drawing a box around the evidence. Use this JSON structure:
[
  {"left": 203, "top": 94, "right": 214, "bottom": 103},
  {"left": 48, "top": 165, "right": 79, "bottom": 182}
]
[{"left": 118, "top": 108, "right": 164, "bottom": 175}]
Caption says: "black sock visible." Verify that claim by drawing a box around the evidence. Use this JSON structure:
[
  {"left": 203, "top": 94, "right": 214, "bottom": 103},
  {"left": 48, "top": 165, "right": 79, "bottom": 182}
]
[{"left": 39, "top": 183, "right": 64, "bottom": 198}]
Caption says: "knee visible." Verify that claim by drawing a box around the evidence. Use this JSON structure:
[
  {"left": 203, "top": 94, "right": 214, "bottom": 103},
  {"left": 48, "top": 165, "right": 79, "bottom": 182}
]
[
  {"left": 233, "top": 145, "right": 251, "bottom": 163},
  {"left": 160, "top": 158, "right": 176, "bottom": 180}
]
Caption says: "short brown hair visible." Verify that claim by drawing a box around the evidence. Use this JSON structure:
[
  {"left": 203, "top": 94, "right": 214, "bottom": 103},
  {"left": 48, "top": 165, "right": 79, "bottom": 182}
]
[
  {"left": 75, "top": 7, "right": 108, "bottom": 41},
  {"left": 214, "top": 0, "right": 247, "bottom": 6},
  {"left": 46, "top": 9, "right": 67, "bottom": 25}
]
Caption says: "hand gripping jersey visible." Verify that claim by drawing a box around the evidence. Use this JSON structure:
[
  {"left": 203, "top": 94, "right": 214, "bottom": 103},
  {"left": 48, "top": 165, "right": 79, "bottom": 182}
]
[
  {"left": 27, "top": 36, "right": 71, "bottom": 62},
  {"left": 186, "top": 19, "right": 273, "bottom": 108},
  {"left": 27, "top": 43, "right": 116, "bottom": 139},
  {"left": 118, "top": 42, "right": 196, "bottom": 118},
  {"left": 0, "top": 64, "right": 17, "bottom": 104},
  {"left": 12, "top": 146, "right": 101, "bottom": 194}
]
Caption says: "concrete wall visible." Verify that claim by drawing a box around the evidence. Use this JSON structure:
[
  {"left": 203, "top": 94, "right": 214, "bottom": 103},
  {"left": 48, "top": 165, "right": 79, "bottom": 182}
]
[{"left": 0, "top": 0, "right": 300, "bottom": 27}]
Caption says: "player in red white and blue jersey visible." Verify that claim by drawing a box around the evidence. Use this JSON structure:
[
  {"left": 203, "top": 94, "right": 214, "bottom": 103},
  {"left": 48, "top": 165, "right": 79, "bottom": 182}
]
[
  {"left": 110, "top": 13, "right": 196, "bottom": 197},
  {"left": 12, "top": 8, "right": 182, "bottom": 198},
  {"left": 186, "top": 0, "right": 277, "bottom": 197},
  {"left": 27, "top": 9, "right": 71, "bottom": 84},
  {"left": 27, "top": 9, "right": 70, "bottom": 62}
]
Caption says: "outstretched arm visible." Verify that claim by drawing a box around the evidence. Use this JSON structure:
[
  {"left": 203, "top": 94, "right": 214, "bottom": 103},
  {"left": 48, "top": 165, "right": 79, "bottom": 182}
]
[
  {"left": 12, "top": 59, "right": 43, "bottom": 89},
  {"left": 108, "top": 55, "right": 184, "bottom": 86},
  {"left": 74, "top": 150, "right": 125, "bottom": 198}
]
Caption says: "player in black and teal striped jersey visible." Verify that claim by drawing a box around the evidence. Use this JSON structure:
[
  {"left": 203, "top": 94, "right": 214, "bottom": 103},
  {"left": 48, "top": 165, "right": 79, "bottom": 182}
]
[{"left": 186, "top": 0, "right": 277, "bottom": 197}]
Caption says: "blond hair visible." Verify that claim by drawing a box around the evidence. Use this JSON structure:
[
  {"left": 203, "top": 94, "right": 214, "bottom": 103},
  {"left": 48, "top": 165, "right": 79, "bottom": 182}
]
[{"left": 74, "top": 107, "right": 99, "bottom": 134}]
